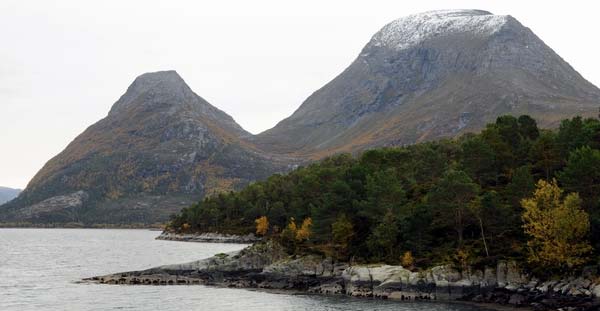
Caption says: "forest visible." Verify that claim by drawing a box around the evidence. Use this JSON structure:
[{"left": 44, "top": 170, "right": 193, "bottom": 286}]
[{"left": 168, "top": 115, "right": 600, "bottom": 274}]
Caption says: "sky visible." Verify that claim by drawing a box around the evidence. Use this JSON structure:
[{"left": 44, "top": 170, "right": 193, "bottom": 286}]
[{"left": 1, "top": 0, "right": 599, "bottom": 189}]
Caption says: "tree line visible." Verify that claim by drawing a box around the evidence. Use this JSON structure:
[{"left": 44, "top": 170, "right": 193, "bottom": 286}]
[{"left": 168, "top": 115, "right": 600, "bottom": 275}]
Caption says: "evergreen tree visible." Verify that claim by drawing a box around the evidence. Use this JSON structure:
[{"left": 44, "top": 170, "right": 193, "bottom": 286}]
[
  {"left": 428, "top": 169, "right": 480, "bottom": 247},
  {"left": 367, "top": 210, "right": 400, "bottom": 261},
  {"left": 558, "top": 146, "right": 600, "bottom": 207}
]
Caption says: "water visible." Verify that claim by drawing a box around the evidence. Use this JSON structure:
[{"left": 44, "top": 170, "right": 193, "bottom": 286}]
[{"left": 0, "top": 229, "right": 489, "bottom": 311}]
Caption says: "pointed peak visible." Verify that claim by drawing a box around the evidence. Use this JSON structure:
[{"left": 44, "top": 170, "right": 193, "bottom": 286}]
[
  {"left": 128, "top": 70, "right": 187, "bottom": 95},
  {"left": 108, "top": 70, "right": 192, "bottom": 116},
  {"left": 133, "top": 70, "right": 184, "bottom": 86}
]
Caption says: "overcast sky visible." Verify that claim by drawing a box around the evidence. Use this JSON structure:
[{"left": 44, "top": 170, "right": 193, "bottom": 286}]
[{"left": 1, "top": 0, "right": 599, "bottom": 189}]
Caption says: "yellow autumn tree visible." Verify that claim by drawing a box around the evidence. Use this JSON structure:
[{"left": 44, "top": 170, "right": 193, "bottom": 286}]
[
  {"left": 280, "top": 217, "right": 298, "bottom": 249},
  {"left": 401, "top": 251, "right": 414, "bottom": 269},
  {"left": 288, "top": 218, "right": 298, "bottom": 232},
  {"left": 181, "top": 223, "right": 191, "bottom": 232},
  {"left": 521, "top": 179, "right": 592, "bottom": 270},
  {"left": 295, "top": 217, "right": 313, "bottom": 242},
  {"left": 255, "top": 216, "right": 269, "bottom": 236}
]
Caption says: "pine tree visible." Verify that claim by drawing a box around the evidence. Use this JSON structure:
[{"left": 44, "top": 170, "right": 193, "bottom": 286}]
[{"left": 331, "top": 214, "right": 354, "bottom": 254}]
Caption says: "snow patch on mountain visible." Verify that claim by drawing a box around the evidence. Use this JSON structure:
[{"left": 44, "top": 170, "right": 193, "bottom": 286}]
[{"left": 371, "top": 9, "right": 509, "bottom": 50}]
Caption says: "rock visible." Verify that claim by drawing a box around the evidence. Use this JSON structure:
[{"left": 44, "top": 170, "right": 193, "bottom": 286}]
[
  {"left": 561, "top": 283, "right": 571, "bottom": 295},
  {"left": 332, "top": 263, "right": 349, "bottom": 277},
  {"left": 591, "top": 284, "right": 600, "bottom": 298},
  {"left": 506, "top": 261, "right": 527, "bottom": 286},
  {"left": 508, "top": 293, "right": 527, "bottom": 306},
  {"left": 554, "top": 282, "right": 566, "bottom": 292},
  {"left": 582, "top": 266, "right": 598, "bottom": 279},
  {"left": 84, "top": 240, "right": 600, "bottom": 310},
  {"left": 308, "top": 281, "right": 344, "bottom": 295},
  {"left": 525, "top": 280, "right": 539, "bottom": 290},
  {"left": 263, "top": 255, "right": 323, "bottom": 276},
  {"left": 156, "top": 231, "right": 261, "bottom": 244},
  {"left": 497, "top": 261, "right": 507, "bottom": 287},
  {"left": 342, "top": 266, "right": 375, "bottom": 297},
  {"left": 531, "top": 302, "right": 546, "bottom": 311},
  {"left": 18, "top": 190, "right": 88, "bottom": 220},
  {"left": 482, "top": 266, "right": 497, "bottom": 287},
  {"left": 536, "top": 282, "right": 547, "bottom": 293},
  {"left": 571, "top": 277, "right": 591, "bottom": 289},
  {"left": 430, "top": 265, "right": 461, "bottom": 286},
  {"left": 370, "top": 265, "right": 412, "bottom": 284}
]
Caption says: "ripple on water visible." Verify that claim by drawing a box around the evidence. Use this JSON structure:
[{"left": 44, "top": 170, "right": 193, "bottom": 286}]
[{"left": 0, "top": 228, "right": 489, "bottom": 311}]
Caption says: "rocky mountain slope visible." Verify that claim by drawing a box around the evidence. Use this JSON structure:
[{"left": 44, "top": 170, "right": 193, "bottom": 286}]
[
  {"left": 254, "top": 10, "right": 600, "bottom": 157},
  {"left": 0, "top": 71, "right": 293, "bottom": 225},
  {"left": 0, "top": 187, "right": 21, "bottom": 205},
  {"left": 2, "top": 10, "right": 599, "bottom": 225}
]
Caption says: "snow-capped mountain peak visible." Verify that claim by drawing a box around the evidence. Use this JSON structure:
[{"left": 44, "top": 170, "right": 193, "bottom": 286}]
[{"left": 371, "top": 10, "right": 510, "bottom": 50}]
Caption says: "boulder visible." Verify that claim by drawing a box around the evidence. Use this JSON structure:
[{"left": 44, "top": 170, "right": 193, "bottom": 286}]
[{"left": 508, "top": 293, "right": 526, "bottom": 306}]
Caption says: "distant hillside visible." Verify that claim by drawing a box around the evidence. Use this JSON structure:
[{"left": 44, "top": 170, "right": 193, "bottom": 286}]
[{"left": 0, "top": 187, "right": 21, "bottom": 205}]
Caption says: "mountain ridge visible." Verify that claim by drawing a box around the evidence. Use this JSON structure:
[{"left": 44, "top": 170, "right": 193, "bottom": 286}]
[
  {"left": 252, "top": 9, "right": 600, "bottom": 157},
  {"left": 2, "top": 10, "right": 599, "bottom": 225},
  {"left": 0, "top": 187, "right": 21, "bottom": 205},
  {"left": 0, "top": 71, "right": 293, "bottom": 224}
]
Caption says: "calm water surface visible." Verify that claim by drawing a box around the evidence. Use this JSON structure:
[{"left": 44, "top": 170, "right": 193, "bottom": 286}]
[{"left": 0, "top": 229, "right": 489, "bottom": 310}]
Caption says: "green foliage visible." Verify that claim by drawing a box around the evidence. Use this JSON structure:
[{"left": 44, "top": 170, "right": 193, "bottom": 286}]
[
  {"left": 506, "top": 165, "right": 535, "bottom": 207},
  {"left": 427, "top": 169, "right": 480, "bottom": 247},
  {"left": 366, "top": 210, "right": 400, "bottom": 262},
  {"left": 331, "top": 214, "right": 354, "bottom": 258},
  {"left": 558, "top": 146, "right": 600, "bottom": 206},
  {"left": 530, "top": 131, "right": 562, "bottom": 179},
  {"left": 168, "top": 115, "right": 600, "bottom": 270}
]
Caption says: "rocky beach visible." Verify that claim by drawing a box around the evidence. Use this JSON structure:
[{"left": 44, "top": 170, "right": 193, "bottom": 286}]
[
  {"left": 85, "top": 241, "right": 600, "bottom": 310},
  {"left": 155, "top": 231, "right": 261, "bottom": 244}
]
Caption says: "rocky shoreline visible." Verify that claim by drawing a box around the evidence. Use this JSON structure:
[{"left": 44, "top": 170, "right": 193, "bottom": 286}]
[
  {"left": 85, "top": 241, "right": 600, "bottom": 310},
  {"left": 155, "top": 231, "right": 260, "bottom": 244}
]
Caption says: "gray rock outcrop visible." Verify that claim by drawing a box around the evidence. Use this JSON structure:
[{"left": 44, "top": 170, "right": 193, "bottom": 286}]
[
  {"left": 86, "top": 241, "right": 600, "bottom": 310},
  {"left": 156, "top": 231, "right": 261, "bottom": 244}
]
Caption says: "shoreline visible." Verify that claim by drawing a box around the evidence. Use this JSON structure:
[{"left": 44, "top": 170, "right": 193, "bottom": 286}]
[
  {"left": 84, "top": 241, "right": 600, "bottom": 311},
  {"left": 216, "top": 287, "right": 525, "bottom": 311},
  {"left": 155, "top": 231, "right": 261, "bottom": 244},
  {"left": 452, "top": 300, "right": 532, "bottom": 311},
  {"left": 212, "top": 287, "right": 524, "bottom": 311}
]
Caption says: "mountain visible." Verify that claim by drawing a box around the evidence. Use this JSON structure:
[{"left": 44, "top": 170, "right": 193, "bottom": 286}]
[
  {"left": 254, "top": 10, "right": 600, "bottom": 158},
  {"left": 0, "top": 71, "right": 292, "bottom": 225},
  {"left": 0, "top": 187, "right": 21, "bottom": 205},
  {"left": 3, "top": 10, "right": 599, "bottom": 226}
]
